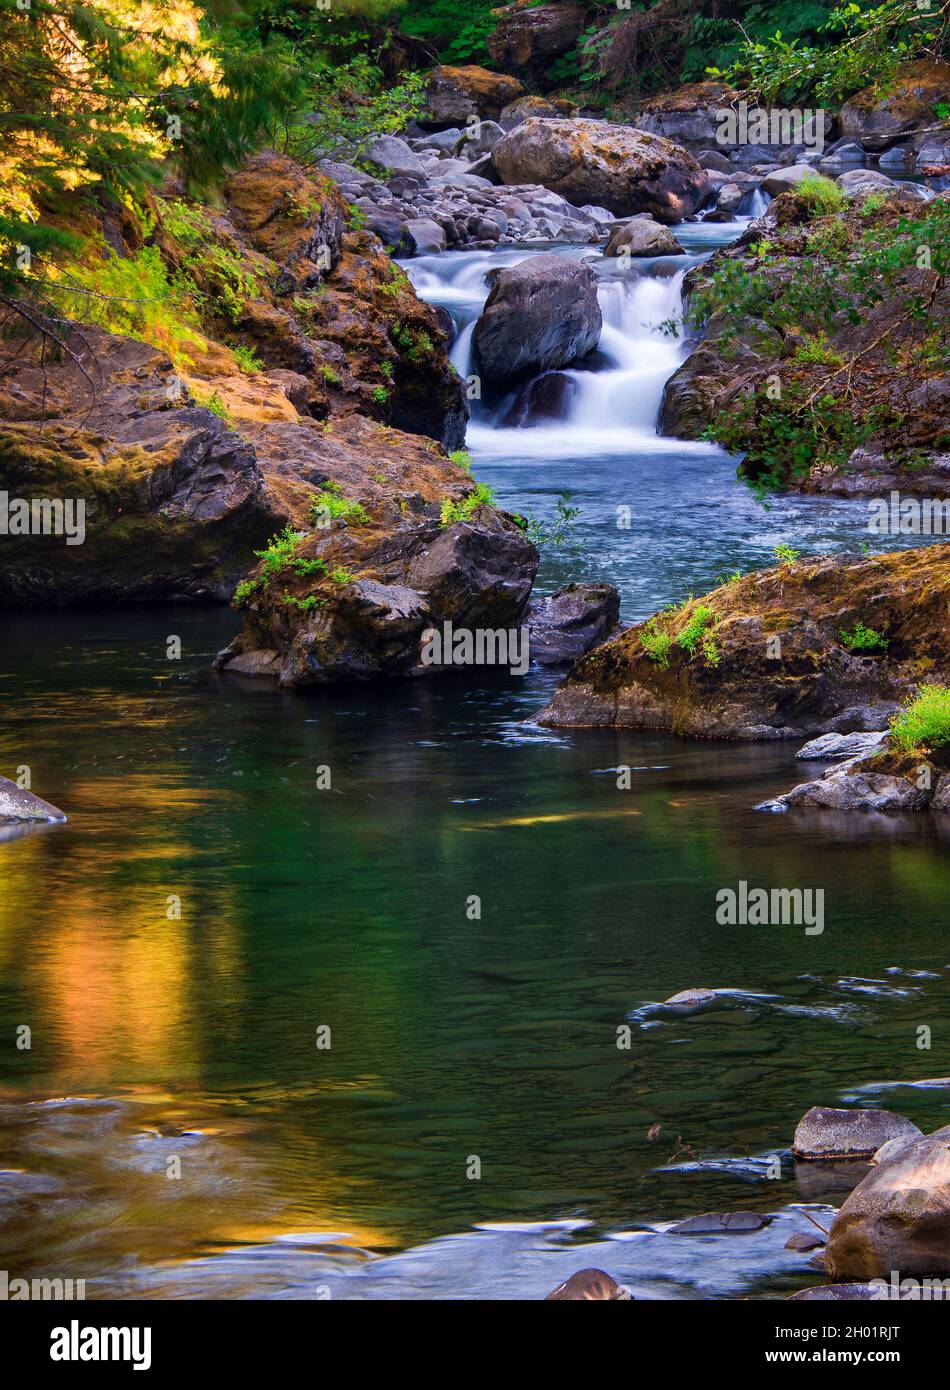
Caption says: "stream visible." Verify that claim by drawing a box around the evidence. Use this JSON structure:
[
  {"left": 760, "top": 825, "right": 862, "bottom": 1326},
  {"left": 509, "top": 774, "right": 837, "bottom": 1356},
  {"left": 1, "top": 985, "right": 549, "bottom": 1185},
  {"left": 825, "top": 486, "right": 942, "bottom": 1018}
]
[{"left": 1, "top": 218, "right": 948, "bottom": 1301}]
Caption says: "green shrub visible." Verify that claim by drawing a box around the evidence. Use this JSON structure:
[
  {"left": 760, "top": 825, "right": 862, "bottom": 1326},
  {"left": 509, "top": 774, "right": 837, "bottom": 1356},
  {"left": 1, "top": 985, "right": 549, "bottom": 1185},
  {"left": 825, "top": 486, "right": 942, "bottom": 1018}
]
[
  {"left": 676, "top": 604, "right": 715, "bottom": 655},
  {"left": 890, "top": 686, "right": 950, "bottom": 753},
  {"left": 309, "top": 484, "right": 369, "bottom": 527},
  {"left": 440, "top": 482, "right": 495, "bottom": 525},
  {"left": 840, "top": 621, "right": 888, "bottom": 652},
  {"left": 232, "top": 344, "right": 262, "bottom": 374},
  {"left": 640, "top": 620, "right": 672, "bottom": 670},
  {"left": 796, "top": 174, "right": 845, "bottom": 216}
]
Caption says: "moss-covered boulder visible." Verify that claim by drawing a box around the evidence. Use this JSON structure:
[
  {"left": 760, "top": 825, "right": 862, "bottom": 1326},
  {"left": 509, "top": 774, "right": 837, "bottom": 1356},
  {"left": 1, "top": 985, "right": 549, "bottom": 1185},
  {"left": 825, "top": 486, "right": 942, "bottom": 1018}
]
[{"left": 536, "top": 547, "right": 950, "bottom": 739}]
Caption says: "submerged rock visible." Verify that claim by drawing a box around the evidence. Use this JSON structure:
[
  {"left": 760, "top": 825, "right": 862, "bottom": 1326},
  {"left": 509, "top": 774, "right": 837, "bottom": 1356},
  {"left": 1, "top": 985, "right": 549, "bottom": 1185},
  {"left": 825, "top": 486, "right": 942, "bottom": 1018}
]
[
  {"left": 545, "top": 1268, "right": 632, "bottom": 1300},
  {"left": 473, "top": 254, "right": 602, "bottom": 386},
  {"left": 0, "top": 776, "right": 66, "bottom": 824},
  {"left": 792, "top": 1107, "right": 922, "bottom": 1161},
  {"left": 669, "top": 1211, "right": 769, "bottom": 1234},
  {"left": 492, "top": 118, "right": 708, "bottom": 223},
  {"left": 535, "top": 548, "right": 950, "bottom": 739},
  {"left": 826, "top": 1123, "right": 950, "bottom": 1278},
  {"left": 526, "top": 583, "right": 620, "bottom": 665}
]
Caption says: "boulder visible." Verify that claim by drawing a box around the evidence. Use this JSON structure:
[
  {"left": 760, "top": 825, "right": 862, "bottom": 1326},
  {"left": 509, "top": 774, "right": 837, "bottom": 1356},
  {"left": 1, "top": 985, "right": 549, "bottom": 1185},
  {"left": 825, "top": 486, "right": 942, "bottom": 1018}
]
[
  {"left": 766, "top": 764, "right": 935, "bottom": 814},
  {"left": 792, "top": 1107, "right": 922, "bottom": 1161},
  {"left": 545, "top": 1269, "right": 632, "bottom": 1300},
  {"left": 473, "top": 253, "right": 602, "bottom": 386},
  {"left": 500, "top": 95, "right": 559, "bottom": 130},
  {"left": 487, "top": 3, "right": 585, "bottom": 71},
  {"left": 761, "top": 163, "right": 817, "bottom": 196},
  {"left": 404, "top": 217, "right": 446, "bottom": 254},
  {"left": 605, "top": 217, "right": 684, "bottom": 257},
  {"left": 826, "top": 1124, "right": 950, "bottom": 1278},
  {"left": 458, "top": 120, "right": 505, "bottom": 157},
  {"left": 224, "top": 152, "right": 348, "bottom": 295},
  {"left": 637, "top": 82, "right": 740, "bottom": 148},
  {"left": 526, "top": 583, "right": 621, "bottom": 665},
  {"left": 535, "top": 548, "right": 950, "bottom": 739},
  {"left": 423, "top": 65, "right": 525, "bottom": 125},
  {"left": 497, "top": 371, "right": 578, "bottom": 427},
  {"left": 840, "top": 61, "right": 950, "bottom": 151},
  {"left": 836, "top": 168, "right": 896, "bottom": 198},
  {"left": 365, "top": 135, "right": 426, "bottom": 178},
  {"left": 0, "top": 776, "right": 66, "bottom": 824},
  {"left": 492, "top": 118, "right": 708, "bottom": 223},
  {"left": 795, "top": 731, "right": 888, "bottom": 761}
]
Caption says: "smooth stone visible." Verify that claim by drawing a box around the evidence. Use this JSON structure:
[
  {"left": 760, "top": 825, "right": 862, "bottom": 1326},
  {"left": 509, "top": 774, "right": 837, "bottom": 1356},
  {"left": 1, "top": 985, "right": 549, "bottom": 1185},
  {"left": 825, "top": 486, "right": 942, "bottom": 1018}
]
[
  {"left": 795, "top": 731, "right": 888, "bottom": 761},
  {"left": 544, "top": 1268, "right": 632, "bottom": 1300},
  {"left": 0, "top": 775, "right": 67, "bottom": 824},
  {"left": 669, "top": 1211, "right": 769, "bottom": 1234},
  {"left": 792, "top": 1106, "right": 922, "bottom": 1161}
]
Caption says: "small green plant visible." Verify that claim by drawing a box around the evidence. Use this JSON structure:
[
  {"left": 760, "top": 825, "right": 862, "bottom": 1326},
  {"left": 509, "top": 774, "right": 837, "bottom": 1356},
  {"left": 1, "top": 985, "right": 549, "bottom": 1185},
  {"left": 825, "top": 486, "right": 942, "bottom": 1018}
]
[
  {"left": 796, "top": 174, "right": 845, "bottom": 216},
  {"left": 193, "top": 390, "right": 233, "bottom": 426},
  {"left": 440, "top": 482, "right": 495, "bottom": 525},
  {"left": 449, "top": 449, "right": 473, "bottom": 472},
  {"left": 517, "top": 496, "right": 581, "bottom": 547},
  {"left": 282, "top": 593, "right": 325, "bottom": 612},
  {"left": 309, "top": 485, "right": 369, "bottom": 527},
  {"left": 233, "top": 526, "right": 329, "bottom": 607},
  {"left": 794, "top": 337, "right": 844, "bottom": 368},
  {"left": 890, "top": 686, "right": 950, "bottom": 754},
  {"left": 371, "top": 384, "right": 390, "bottom": 405},
  {"left": 702, "top": 634, "right": 721, "bottom": 669},
  {"left": 320, "top": 365, "right": 342, "bottom": 386},
  {"left": 676, "top": 604, "right": 715, "bottom": 655},
  {"left": 232, "top": 344, "right": 262, "bottom": 374},
  {"left": 640, "top": 620, "right": 672, "bottom": 670},
  {"left": 330, "top": 566, "right": 355, "bottom": 586},
  {"left": 774, "top": 544, "right": 800, "bottom": 565},
  {"left": 840, "top": 621, "right": 888, "bottom": 652}
]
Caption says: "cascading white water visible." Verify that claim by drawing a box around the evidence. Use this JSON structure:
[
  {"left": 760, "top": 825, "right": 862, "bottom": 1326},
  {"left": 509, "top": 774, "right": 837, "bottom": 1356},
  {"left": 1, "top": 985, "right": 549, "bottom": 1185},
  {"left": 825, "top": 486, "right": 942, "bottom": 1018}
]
[{"left": 405, "top": 223, "right": 751, "bottom": 459}]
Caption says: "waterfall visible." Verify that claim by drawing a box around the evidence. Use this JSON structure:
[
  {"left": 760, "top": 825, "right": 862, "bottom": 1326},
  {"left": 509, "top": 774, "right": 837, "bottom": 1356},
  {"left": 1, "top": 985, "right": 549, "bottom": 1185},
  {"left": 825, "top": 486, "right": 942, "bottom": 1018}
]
[{"left": 404, "top": 227, "right": 747, "bottom": 459}]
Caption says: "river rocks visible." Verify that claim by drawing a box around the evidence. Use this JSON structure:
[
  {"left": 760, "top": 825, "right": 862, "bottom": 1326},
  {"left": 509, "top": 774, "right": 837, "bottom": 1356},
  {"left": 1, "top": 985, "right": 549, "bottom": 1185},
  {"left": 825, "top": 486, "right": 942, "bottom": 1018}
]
[
  {"left": 605, "top": 216, "right": 685, "bottom": 257},
  {"left": 545, "top": 1268, "right": 632, "bottom": 1299},
  {"left": 660, "top": 988, "right": 722, "bottom": 1013},
  {"left": 404, "top": 217, "right": 445, "bottom": 253},
  {"left": 670, "top": 1211, "right": 769, "bottom": 1234},
  {"left": 835, "top": 168, "right": 896, "bottom": 197},
  {"left": 473, "top": 254, "right": 602, "bottom": 386},
  {"left": 826, "top": 1123, "right": 950, "bottom": 1278},
  {"left": 487, "top": 3, "right": 585, "bottom": 72},
  {"left": 501, "top": 94, "right": 559, "bottom": 129},
  {"left": 786, "top": 1231, "right": 826, "bottom": 1252},
  {"left": 492, "top": 118, "right": 708, "bottom": 223},
  {"left": 792, "top": 1107, "right": 922, "bottom": 1161},
  {"left": 795, "top": 731, "right": 889, "bottom": 761},
  {"left": 764, "top": 761, "right": 934, "bottom": 814},
  {"left": 217, "top": 461, "right": 539, "bottom": 685},
  {"left": 365, "top": 134, "right": 426, "bottom": 178},
  {"left": 535, "top": 548, "right": 950, "bottom": 739},
  {"left": 0, "top": 776, "right": 66, "bottom": 824},
  {"left": 839, "top": 61, "right": 950, "bottom": 151},
  {"left": 423, "top": 65, "right": 525, "bottom": 125},
  {"left": 637, "top": 82, "right": 739, "bottom": 149},
  {"left": 761, "top": 163, "right": 816, "bottom": 195},
  {"left": 788, "top": 1283, "right": 881, "bottom": 1300},
  {"left": 658, "top": 345, "right": 735, "bottom": 437},
  {"left": 526, "top": 583, "right": 621, "bottom": 665}
]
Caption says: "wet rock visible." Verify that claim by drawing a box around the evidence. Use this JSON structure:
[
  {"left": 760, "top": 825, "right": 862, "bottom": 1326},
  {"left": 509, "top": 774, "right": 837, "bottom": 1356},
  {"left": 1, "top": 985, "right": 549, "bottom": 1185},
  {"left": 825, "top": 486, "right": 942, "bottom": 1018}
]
[
  {"left": 839, "top": 61, "right": 950, "bottom": 151},
  {"left": 661, "top": 988, "right": 722, "bottom": 1013},
  {"left": 871, "top": 1134, "right": 922, "bottom": 1167},
  {"left": 768, "top": 764, "right": 935, "bottom": 814},
  {"left": 423, "top": 65, "right": 525, "bottom": 125},
  {"left": 487, "top": 3, "right": 584, "bottom": 72},
  {"left": 405, "top": 217, "right": 446, "bottom": 254},
  {"left": 604, "top": 217, "right": 684, "bottom": 257},
  {"left": 827, "top": 1124, "right": 950, "bottom": 1278},
  {"left": 545, "top": 1268, "right": 632, "bottom": 1300},
  {"left": 492, "top": 118, "right": 708, "bottom": 223},
  {"left": 0, "top": 776, "right": 67, "bottom": 824},
  {"left": 535, "top": 549, "right": 950, "bottom": 739},
  {"left": 792, "top": 1107, "right": 922, "bottom": 1161},
  {"left": 473, "top": 254, "right": 602, "bottom": 386},
  {"left": 498, "top": 372, "right": 577, "bottom": 427},
  {"left": 658, "top": 345, "right": 736, "bottom": 437},
  {"left": 785, "top": 1231, "right": 826, "bottom": 1252},
  {"left": 669, "top": 1211, "right": 769, "bottom": 1234},
  {"left": 795, "top": 731, "right": 888, "bottom": 761},
  {"left": 788, "top": 1283, "right": 882, "bottom": 1300},
  {"left": 526, "top": 583, "right": 621, "bottom": 665}
]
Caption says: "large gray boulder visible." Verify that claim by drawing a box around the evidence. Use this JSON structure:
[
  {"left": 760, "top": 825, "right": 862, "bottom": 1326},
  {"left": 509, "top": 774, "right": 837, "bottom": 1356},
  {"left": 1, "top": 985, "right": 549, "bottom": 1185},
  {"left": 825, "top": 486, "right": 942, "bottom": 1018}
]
[
  {"left": 492, "top": 118, "right": 708, "bottom": 223},
  {"left": 605, "top": 216, "right": 685, "bottom": 257},
  {"left": 827, "top": 1124, "right": 950, "bottom": 1278},
  {"left": 365, "top": 135, "right": 425, "bottom": 178},
  {"left": 792, "top": 1107, "right": 922, "bottom": 1161},
  {"left": 473, "top": 254, "right": 602, "bottom": 386},
  {"left": 0, "top": 776, "right": 66, "bottom": 824}
]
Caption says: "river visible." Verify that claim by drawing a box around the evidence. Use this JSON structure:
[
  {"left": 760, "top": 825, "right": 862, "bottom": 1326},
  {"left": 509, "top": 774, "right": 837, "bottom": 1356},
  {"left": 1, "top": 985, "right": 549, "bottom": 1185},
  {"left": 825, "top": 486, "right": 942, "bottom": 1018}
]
[{"left": 1, "top": 217, "right": 947, "bottom": 1300}]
